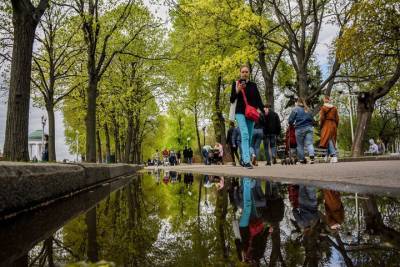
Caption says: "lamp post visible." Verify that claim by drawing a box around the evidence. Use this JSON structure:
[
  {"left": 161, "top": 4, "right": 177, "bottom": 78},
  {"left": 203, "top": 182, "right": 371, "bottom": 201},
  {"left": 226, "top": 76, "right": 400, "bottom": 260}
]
[
  {"left": 202, "top": 126, "right": 206, "bottom": 146},
  {"left": 41, "top": 115, "right": 47, "bottom": 156},
  {"left": 76, "top": 131, "right": 79, "bottom": 162}
]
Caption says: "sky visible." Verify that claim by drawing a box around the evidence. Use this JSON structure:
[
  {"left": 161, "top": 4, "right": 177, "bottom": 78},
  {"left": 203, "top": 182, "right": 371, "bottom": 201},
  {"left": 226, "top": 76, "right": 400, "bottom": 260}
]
[{"left": 0, "top": 2, "right": 337, "bottom": 161}]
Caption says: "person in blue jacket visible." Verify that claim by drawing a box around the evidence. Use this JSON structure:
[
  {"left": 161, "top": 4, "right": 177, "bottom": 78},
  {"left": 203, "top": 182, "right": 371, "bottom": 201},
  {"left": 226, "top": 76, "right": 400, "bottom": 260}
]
[{"left": 288, "top": 98, "right": 315, "bottom": 164}]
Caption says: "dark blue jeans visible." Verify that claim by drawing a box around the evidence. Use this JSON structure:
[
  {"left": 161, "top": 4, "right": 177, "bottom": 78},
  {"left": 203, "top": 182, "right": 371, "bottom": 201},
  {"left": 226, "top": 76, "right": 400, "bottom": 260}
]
[
  {"left": 295, "top": 126, "right": 315, "bottom": 161},
  {"left": 263, "top": 134, "right": 277, "bottom": 163},
  {"left": 251, "top": 128, "right": 264, "bottom": 159}
]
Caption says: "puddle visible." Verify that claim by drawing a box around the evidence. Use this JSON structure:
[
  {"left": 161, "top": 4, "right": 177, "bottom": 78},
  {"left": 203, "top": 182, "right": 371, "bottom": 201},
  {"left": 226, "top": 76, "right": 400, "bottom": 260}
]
[{"left": 1, "top": 171, "right": 400, "bottom": 266}]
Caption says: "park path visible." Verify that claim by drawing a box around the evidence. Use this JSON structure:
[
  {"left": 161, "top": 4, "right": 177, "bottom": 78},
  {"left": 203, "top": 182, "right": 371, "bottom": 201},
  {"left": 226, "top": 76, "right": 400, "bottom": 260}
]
[{"left": 145, "top": 160, "right": 400, "bottom": 195}]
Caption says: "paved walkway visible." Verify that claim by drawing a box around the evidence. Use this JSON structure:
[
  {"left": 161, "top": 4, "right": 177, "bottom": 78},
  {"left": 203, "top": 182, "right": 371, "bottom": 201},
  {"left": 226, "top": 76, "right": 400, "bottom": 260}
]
[{"left": 145, "top": 161, "right": 400, "bottom": 195}]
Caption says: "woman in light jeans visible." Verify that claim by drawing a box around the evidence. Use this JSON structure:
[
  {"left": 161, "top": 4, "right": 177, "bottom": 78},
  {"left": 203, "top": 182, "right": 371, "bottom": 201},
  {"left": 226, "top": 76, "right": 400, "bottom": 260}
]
[
  {"left": 288, "top": 98, "right": 315, "bottom": 164},
  {"left": 230, "top": 65, "right": 264, "bottom": 169}
]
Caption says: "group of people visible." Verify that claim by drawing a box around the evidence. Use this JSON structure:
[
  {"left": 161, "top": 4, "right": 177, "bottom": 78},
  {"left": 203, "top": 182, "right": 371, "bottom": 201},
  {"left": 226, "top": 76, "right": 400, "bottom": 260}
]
[
  {"left": 201, "top": 142, "right": 224, "bottom": 165},
  {"left": 228, "top": 65, "right": 340, "bottom": 168},
  {"left": 228, "top": 177, "right": 344, "bottom": 264},
  {"left": 149, "top": 146, "right": 194, "bottom": 166}
]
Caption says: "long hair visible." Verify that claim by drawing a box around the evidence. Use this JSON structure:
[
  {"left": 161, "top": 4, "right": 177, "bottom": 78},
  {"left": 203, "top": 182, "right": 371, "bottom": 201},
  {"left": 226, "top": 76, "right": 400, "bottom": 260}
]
[{"left": 297, "top": 97, "right": 310, "bottom": 112}]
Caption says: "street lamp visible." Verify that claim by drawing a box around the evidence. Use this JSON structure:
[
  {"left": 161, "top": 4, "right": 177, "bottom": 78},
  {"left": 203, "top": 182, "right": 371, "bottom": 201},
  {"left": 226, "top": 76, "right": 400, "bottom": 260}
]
[
  {"left": 202, "top": 126, "right": 206, "bottom": 146},
  {"left": 41, "top": 115, "right": 47, "bottom": 154},
  {"left": 76, "top": 131, "right": 79, "bottom": 162}
]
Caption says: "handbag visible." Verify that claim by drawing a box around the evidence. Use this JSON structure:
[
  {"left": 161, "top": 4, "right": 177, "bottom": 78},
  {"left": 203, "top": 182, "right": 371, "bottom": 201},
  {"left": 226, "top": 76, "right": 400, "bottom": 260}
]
[{"left": 241, "top": 87, "right": 260, "bottom": 122}]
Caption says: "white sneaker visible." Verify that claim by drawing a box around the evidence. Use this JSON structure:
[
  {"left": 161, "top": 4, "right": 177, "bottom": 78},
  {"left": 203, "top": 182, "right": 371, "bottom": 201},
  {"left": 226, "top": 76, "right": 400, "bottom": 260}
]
[
  {"left": 330, "top": 156, "right": 338, "bottom": 163},
  {"left": 324, "top": 155, "right": 328, "bottom": 162}
]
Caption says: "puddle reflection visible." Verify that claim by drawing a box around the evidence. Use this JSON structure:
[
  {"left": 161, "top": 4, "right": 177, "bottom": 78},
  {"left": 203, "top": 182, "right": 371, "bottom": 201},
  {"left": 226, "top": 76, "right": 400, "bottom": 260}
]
[{"left": 13, "top": 171, "right": 400, "bottom": 266}]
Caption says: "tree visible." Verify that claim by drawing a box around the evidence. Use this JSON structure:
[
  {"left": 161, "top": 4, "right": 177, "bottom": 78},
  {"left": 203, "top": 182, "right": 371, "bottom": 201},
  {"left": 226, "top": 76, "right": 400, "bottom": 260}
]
[
  {"left": 3, "top": 0, "right": 49, "bottom": 161},
  {"left": 31, "top": 3, "right": 82, "bottom": 161},
  {"left": 268, "top": 0, "right": 351, "bottom": 103},
  {"left": 66, "top": 0, "right": 157, "bottom": 162},
  {"left": 337, "top": 0, "right": 400, "bottom": 156}
]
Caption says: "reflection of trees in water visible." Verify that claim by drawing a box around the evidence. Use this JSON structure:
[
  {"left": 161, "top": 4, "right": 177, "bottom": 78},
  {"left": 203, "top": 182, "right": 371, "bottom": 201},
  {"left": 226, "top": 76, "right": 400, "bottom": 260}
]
[
  {"left": 32, "top": 174, "right": 400, "bottom": 266},
  {"left": 59, "top": 176, "right": 161, "bottom": 266}
]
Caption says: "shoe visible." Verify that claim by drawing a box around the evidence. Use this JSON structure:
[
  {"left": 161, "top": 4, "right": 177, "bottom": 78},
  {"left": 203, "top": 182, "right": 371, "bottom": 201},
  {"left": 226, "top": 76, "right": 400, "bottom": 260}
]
[
  {"left": 324, "top": 155, "right": 328, "bottom": 162},
  {"left": 244, "top": 163, "right": 253, "bottom": 169},
  {"left": 265, "top": 162, "right": 271, "bottom": 166},
  {"left": 310, "top": 156, "right": 315, "bottom": 164},
  {"left": 239, "top": 160, "right": 244, "bottom": 167},
  {"left": 299, "top": 159, "right": 307, "bottom": 164},
  {"left": 330, "top": 156, "right": 338, "bottom": 163},
  {"left": 251, "top": 154, "right": 257, "bottom": 166},
  {"left": 232, "top": 162, "right": 236, "bottom": 166},
  {"left": 272, "top": 157, "right": 277, "bottom": 164}
]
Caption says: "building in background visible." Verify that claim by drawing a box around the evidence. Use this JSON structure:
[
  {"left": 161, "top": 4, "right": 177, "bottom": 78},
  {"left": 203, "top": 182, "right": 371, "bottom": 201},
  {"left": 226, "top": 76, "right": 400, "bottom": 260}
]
[{"left": 28, "top": 130, "right": 46, "bottom": 161}]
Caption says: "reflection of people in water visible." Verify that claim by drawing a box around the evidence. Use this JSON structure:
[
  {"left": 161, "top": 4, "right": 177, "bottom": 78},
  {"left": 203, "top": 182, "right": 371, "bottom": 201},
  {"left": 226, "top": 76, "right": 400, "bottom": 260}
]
[
  {"left": 204, "top": 175, "right": 225, "bottom": 190},
  {"left": 170, "top": 171, "right": 178, "bottom": 183},
  {"left": 183, "top": 173, "right": 193, "bottom": 187},
  {"left": 230, "top": 178, "right": 273, "bottom": 263},
  {"left": 289, "top": 185, "right": 322, "bottom": 266},
  {"left": 261, "top": 181, "right": 285, "bottom": 265},
  {"left": 322, "top": 189, "right": 344, "bottom": 231}
]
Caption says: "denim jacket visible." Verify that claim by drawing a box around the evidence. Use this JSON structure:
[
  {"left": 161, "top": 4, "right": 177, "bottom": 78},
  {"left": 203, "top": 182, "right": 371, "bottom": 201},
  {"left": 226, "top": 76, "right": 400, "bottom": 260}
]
[{"left": 288, "top": 106, "right": 314, "bottom": 129}]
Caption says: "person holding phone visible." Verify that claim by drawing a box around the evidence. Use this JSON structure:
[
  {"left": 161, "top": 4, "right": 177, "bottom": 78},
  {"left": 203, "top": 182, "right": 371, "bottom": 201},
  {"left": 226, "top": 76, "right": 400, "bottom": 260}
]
[{"left": 230, "top": 65, "right": 264, "bottom": 169}]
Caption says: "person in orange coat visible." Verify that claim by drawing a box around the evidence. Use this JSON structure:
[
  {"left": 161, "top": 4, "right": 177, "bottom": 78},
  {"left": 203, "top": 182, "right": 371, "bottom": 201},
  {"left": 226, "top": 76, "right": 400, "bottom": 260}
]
[{"left": 319, "top": 96, "right": 339, "bottom": 163}]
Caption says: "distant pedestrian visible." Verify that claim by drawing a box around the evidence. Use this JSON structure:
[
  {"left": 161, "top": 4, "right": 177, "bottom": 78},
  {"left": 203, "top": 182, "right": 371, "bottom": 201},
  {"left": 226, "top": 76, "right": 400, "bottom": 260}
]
[
  {"left": 177, "top": 150, "right": 181, "bottom": 164},
  {"left": 377, "top": 139, "right": 385, "bottom": 154},
  {"left": 183, "top": 146, "right": 189, "bottom": 163},
  {"left": 188, "top": 147, "right": 193, "bottom": 164},
  {"left": 288, "top": 98, "right": 315, "bottom": 164},
  {"left": 262, "top": 104, "right": 281, "bottom": 166},
  {"left": 227, "top": 121, "right": 241, "bottom": 166},
  {"left": 319, "top": 96, "right": 339, "bottom": 163},
  {"left": 251, "top": 120, "right": 263, "bottom": 166},
  {"left": 202, "top": 145, "right": 212, "bottom": 165},
  {"left": 368, "top": 139, "right": 379, "bottom": 155}
]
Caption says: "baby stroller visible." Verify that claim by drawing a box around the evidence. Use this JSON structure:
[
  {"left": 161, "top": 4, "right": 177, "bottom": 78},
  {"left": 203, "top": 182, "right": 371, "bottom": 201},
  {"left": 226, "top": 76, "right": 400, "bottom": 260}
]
[
  {"left": 282, "top": 125, "right": 298, "bottom": 165},
  {"left": 209, "top": 148, "right": 224, "bottom": 165}
]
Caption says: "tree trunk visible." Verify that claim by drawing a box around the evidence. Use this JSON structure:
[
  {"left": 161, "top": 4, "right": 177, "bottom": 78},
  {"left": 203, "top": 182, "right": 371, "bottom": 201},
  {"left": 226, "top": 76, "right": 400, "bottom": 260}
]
[
  {"left": 46, "top": 103, "right": 56, "bottom": 161},
  {"left": 4, "top": 12, "right": 38, "bottom": 161},
  {"left": 104, "top": 123, "right": 111, "bottom": 163},
  {"left": 86, "top": 77, "right": 98, "bottom": 162},
  {"left": 258, "top": 50, "right": 275, "bottom": 110},
  {"left": 297, "top": 68, "right": 308, "bottom": 99},
  {"left": 124, "top": 115, "right": 133, "bottom": 163},
  {"left": 112, "top": 117, "right": 120, "bottom": 163},
  {"left": 213, "top": 75, "right": 226, "bottom": 145},
  {"left": 96, "top": 128, "right": 102, "bottom": 163},
  {"left": 86, "top": 207, "right": 98, "bottom": 262},
  {"left": 194, "top": 103, "right": 202, "bottom": 157},
  {"left": 351, "top": 93, "right": 375, "bottom": 157}
]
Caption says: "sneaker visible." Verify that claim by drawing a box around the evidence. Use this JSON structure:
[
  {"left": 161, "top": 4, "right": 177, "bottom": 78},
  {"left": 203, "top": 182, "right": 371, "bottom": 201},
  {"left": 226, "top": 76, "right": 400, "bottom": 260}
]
[
  {"left": 244, "top": 163, "right": 253, "bottom": 169},
  {"left": 251, "top": 154, "right": 257, "bottom": 166},
  {"left": 299, "top": 159, "right": 307, "bottom": 164},
  {"left": 265, "top": 161, "right": 271, "bottom": 166},
  {"left": 324, "top": 155, "right": 328, "bottom": 162},
  {"left": 330, "top": 156, "right": 338, "bottom": 163},
  {"left": 310, "top": 156, "right": 315, "bottom": 164},
  {"left": 272, "top": 157, "right": 277, "bottom": 164},
  {"left": 239, "top": 160, "right": 244, "bottom": 167}
]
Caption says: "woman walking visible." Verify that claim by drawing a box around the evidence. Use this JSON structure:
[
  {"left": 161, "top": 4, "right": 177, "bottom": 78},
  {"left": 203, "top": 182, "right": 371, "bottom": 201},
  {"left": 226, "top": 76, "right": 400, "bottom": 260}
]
[
  {"left": 288, "top": 98, "right": 315, "bottom": 164},
  {"left": 230, "top": 65, "right": 264, "bottom": 169},
  {"left": 319, "top": 96, "right": 339, "bottom": 163}
]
